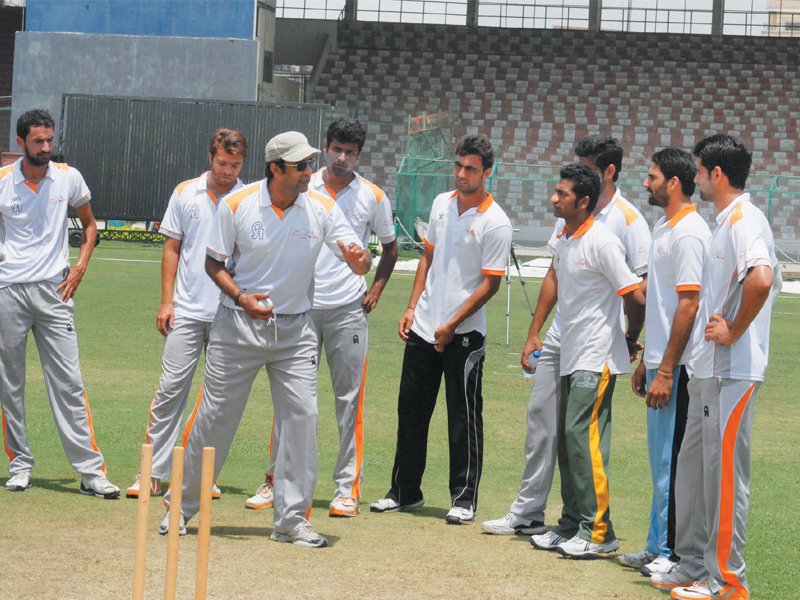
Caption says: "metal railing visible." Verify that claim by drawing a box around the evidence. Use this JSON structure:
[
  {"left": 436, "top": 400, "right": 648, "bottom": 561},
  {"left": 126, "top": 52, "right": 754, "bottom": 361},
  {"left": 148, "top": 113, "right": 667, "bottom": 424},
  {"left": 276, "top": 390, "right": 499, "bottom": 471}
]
[
  {"left": 357, "top": 0, "right": 468, "bottom": 25},
  {"left": 277, "top": 0, "right": 345, "bottom": 20},
  {"left": 277, "top": 0, "right": 800, "bottom": 38},
  {"left": 478, "top": 2, "right": 589, "bottom": 29},
  {"left": 601, "top": 6, "right": 713, "bottom": 34}
]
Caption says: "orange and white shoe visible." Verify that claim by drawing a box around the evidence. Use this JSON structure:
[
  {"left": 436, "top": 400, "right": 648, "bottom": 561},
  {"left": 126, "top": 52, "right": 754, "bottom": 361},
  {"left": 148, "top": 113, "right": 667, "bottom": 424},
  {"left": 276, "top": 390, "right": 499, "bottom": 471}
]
[
  {"left": 126, "top": 474, "right": 162, "bottom": 498},
  {"left": 245, "top": 475, "right": 274, "bottom": 510},
  {"left": 329, "top": 496, "right": 359, "bottom": 517},
  {"left": 671, "top": 580, "right": 748, "bottom": 600},
  {"left": 212, "top": 482, "right": 221, "bottom": 500}
]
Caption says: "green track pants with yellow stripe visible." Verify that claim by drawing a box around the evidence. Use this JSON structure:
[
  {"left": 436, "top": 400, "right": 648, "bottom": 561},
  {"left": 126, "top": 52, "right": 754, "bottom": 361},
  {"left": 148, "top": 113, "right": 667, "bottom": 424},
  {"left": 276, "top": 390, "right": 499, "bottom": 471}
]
[{"left": 554, "top": 366, "right": 617, "bottom": 545}]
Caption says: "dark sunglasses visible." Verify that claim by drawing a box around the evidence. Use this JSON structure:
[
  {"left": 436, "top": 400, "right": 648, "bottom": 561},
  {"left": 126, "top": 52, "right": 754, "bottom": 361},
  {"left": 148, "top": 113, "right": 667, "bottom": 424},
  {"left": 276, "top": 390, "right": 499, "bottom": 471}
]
[{"left": 284, "top": 157, "right": 316, "bottom": 172}]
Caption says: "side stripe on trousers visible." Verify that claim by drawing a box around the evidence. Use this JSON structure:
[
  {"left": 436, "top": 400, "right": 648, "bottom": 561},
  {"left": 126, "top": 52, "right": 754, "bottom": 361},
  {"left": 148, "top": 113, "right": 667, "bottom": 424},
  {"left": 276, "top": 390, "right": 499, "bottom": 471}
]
[{"left": 589, "top": 365, "right": 611, "bottom": 544}]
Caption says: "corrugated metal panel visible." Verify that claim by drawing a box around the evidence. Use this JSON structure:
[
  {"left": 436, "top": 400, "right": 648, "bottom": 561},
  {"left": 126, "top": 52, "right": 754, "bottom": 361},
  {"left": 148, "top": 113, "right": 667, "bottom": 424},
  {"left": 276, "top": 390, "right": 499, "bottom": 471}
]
[{"left": 60, "top": 95, "right": 331, "bottom": 221}]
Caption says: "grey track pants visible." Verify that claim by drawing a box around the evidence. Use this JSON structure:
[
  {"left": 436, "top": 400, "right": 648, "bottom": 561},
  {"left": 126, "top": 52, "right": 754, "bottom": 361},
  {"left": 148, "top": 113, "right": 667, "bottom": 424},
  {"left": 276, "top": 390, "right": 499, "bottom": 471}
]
[
  {"left": 165, "top": 306, "right": 319, "bottom": 534},
  {"left": 268, "top": 300, "right": 369, "bottom": 499},
  {"left": 143, "top": 316, "right": 211, "bottom": 480},
  {"left": 508, "top": 324, "right": 561, "bottom": 523},
  {"left": 0, "top": 281, "right": 107, "bottom": 478}
]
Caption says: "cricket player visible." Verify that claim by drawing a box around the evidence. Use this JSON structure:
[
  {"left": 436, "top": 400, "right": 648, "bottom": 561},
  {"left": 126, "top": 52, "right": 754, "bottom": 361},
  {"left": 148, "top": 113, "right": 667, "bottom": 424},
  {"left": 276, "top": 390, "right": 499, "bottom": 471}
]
[
  {"left": 529, "top": 163, "right": 645, "bottom": 558},
  {"left": 620, "top": 148, "right": 711, "bottom": 576},
  {"left": 0, "top": 108, "right": 119, "bottom": 498},
  {"left": 482, "top": 134, "right": 650, "bottom": 537},
  {"left": 370, "top": 134, "right": 512, "bottom": 525},
  {"left": 246, "top": 118, "right": 398, "bottom": 517},
  {"left": 161, "top": 131, "right": 370, "bottom": 548},
  {"left": 652, "top": 136, "right": 778, "bottom": 600},
  {"left": 126, "top": 129, "right": 248, "bottom": 499}
]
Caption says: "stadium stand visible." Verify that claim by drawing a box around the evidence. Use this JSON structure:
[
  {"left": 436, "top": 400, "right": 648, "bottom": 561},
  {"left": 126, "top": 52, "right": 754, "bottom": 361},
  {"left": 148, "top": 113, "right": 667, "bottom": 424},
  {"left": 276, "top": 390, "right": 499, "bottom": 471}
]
[{"left": 312, "top": 22, "right": 800, "bottom": 250}]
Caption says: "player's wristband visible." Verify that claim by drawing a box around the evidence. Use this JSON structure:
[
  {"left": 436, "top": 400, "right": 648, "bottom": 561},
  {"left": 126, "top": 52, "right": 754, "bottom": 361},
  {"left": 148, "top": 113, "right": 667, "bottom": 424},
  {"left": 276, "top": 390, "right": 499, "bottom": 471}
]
[
  {"left": 234, "top": 289, "right": 246, "bottom": 306},
  {"left": 657, "top": 370, "right": 673, "bottom": 378}
]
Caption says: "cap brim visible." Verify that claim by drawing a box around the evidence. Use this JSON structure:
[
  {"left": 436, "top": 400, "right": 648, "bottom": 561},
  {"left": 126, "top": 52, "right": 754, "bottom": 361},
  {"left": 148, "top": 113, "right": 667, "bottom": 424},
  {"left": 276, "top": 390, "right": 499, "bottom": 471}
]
[{"left": 283, "top": 144, "right": 320, "bottom": 162}]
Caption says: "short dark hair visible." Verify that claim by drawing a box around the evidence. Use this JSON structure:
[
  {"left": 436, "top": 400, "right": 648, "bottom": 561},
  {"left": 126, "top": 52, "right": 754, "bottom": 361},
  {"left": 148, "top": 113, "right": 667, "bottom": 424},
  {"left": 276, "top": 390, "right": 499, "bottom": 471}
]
[
  {"left": 575, "top": 134, "right": 624, "bottom": 182},
  {"left": 693, "top": 134, "right": 752, "bottom": 190},
  {"left": 209, "top": 129, "right": 248, "bottom": 158},
  {"left": 455, "top": 134, "right": 494, "bottom": 170},
  {"left": 326, "top": 118, "right": 367, "bottom": 152},
  {"left": 17, "top": 109, "right": 55, "bottom": 140},
  {"left": 560, "top": 162, "right": 602, "bottom": 213},
  {"left": 651, "top": 148, "right": 697, "bottom": 197},
  {"left": 265, "top": 159, "right": 286, "bottom": 181}
]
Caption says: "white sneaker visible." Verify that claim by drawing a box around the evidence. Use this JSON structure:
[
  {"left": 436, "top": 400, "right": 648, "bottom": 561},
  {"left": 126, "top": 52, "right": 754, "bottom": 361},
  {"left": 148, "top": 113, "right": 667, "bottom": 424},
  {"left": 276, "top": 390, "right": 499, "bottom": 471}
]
[
  {"left": 270, "top": 524, "right": 328, "bottom": 548},
  {"left": 445, "top": 505, "right": 475, "bottom": 524},
  {"left": 619, "top": 547, "right": 657, "bottom": 570},
  {"left": 245, "top": 476, "right": 274, "bottom": 510},
  {"left": 329, "top": 496, "right": 359, "bottom": 517},
  {"left": 556, "top": 534, "right": 620, "bottom": 558},
  {"left": 159, "top": 511, "right": 186, "bottom": 536},
  {"left": 5, "top": 471, "right": 32, "bottom": 492},
  {"left": 642, "top": 555, "right": 679, "bottom": 576},
  {"left": 369, "top": 497, "right": 425, "bottom": 513},
  {"left": 481, "top": 512, "right": 546, "bottom": 535},
  {"left": 80, "top": 475, "right": 120, "bottom": 499},
  {"left": 530, "top": 530, "right": 569, "bottom": 551},
  {"left": 651, "top": 567, "right": 695, "bottom": 591},
  {"left": 669, "top": 579, "right": 748, "bottom": 600},
  {"left": 126, "top": 474, "right": 162, "bottom": 498},
  {"left": 211, "top": 482, "right": 221, "bottom": 500}
]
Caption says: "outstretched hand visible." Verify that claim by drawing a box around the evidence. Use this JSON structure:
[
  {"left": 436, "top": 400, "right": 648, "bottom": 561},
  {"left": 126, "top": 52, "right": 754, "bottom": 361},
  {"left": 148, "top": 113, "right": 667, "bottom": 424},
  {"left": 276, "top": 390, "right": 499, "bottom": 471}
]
[{"left": 338, "top": 241, "right": 371, "bottom": 275}]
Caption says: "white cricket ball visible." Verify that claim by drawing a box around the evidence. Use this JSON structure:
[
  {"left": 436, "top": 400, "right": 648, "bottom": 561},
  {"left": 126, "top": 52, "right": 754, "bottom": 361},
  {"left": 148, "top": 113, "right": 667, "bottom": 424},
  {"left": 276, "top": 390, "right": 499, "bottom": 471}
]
[{"left": 258, "top": 299, "right": 273, "bottom": 310}]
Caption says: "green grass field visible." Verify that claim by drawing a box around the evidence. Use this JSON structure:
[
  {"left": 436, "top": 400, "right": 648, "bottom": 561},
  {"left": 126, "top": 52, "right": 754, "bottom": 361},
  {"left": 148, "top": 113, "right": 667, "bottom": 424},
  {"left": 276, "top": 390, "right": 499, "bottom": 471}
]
[{"left": 1, "top": 241, "right": 798, "bottom": 599}]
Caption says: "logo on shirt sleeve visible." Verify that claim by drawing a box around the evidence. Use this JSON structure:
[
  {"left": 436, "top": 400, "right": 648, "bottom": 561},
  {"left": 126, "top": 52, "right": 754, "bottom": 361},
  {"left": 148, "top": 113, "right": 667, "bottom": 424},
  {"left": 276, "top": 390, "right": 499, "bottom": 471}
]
[{"left": 252, "top": 221, "right": 265, "bottom": 240}]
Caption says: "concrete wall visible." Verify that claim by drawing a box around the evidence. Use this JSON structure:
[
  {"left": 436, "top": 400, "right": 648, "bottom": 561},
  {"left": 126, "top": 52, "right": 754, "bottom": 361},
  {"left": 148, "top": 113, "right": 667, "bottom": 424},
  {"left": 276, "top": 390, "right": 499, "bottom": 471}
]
[
  {"left": 275, "top": 18, "right": 338, "bottom": 65},
  {"left": 11, "top": 32, "right": 259, "bottom": 151},
  {"left": 26, "top": 0, "right": 254, "bottom": 39}
]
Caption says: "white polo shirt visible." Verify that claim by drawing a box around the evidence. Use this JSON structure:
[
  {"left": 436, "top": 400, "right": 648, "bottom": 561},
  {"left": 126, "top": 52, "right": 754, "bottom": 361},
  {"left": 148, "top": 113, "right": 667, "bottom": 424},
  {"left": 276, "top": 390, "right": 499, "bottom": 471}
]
[
  {"left": 643, "top": 204, "right": 711, "bottom": 370},
  {"left": 412, "top": 191, "right": 512, "bottom": 344},
  {"left": 553, "top": 216, "right": 642, "bottom": 376},
  {"left": 159, "top": 173, "right": 243, "bottom": 322},
  {"left": 308, "top": 168, "right": 396, "bottom": 309},
  {"left": 691, "top": 194, "right": 779, "bottom": 382},
  {"left": 206, "top": 179, "right": 362, "bottom": 315},
  {"left": 0, "top": 159, "right": 90, "bottom": 287},
  {"left": 546, "top": 188, "right": 652, "bottom": 339}
]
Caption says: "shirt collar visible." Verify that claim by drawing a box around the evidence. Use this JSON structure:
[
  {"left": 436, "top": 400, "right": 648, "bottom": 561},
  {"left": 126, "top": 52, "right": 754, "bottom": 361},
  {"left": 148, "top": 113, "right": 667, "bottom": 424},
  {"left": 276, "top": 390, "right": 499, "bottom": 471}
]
[
  {"left": 449, "top": 191, "right": 494, "bottom": 214},
  {"left": 596, "top": 187, "right": 621, "bottom": 218},
  {"left": 557, "top": 214, "right": 595, "bottom": 239},
  {"left": 716, "top": 192, "right": 749, "bottom": 225},
  {"left": 311, "top": 167, "right": 360, "bottom": 198},
  {"left": 13, "top": 158, "right": 56, "bottom": 185},
  {"left": 666, "top": 203, "right": 697, "bottom": 228},
  {"left": 259, "top": 178, "right": 306, "bottom": 209}
]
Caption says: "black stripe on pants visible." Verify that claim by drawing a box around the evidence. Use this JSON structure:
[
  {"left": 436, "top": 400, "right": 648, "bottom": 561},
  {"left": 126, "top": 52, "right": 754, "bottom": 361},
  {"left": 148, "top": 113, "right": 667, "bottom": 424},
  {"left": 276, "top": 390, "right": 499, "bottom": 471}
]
[
  {"left": 388, "top": 329, "right": 485, "bottom": 509},
  {"left": 668, "top": 366, "right": 690, "bottom": 560}
]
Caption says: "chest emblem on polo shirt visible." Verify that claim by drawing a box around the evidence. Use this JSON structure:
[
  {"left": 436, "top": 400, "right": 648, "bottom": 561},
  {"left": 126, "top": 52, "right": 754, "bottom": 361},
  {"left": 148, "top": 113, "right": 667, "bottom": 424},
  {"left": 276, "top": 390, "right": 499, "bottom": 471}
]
[
  {"left": 464, "top": 226, "right": 477, "bottom": 238},
  {"left": 48, "top": 196, "right": 66, "bottom": 205},
  {"left": 252, "top": 221, "right": 265, "bottom": 240},
  {"left": 292, "top": 228, "right": 319, "bottom": 240},
  {"left": 11, "top": 197, "right": 21, "bottom": 213},
  {"left": 188, "top": 204, "right": 200, "bottom": 220},
  {"left": 657, "top": 245, "right": 666, "bottom": 256},
  {"left": 436, "top": 212, "right": 446, "bottom": 227},
  {"left": 345, "top": 209, "right": 366, "bottom": 223},
  {"left": 710, "top": 246, "right": 724, "bottom": 260},
  {"left": 574, "top": 259, "right": 587, "bottom": 268}
]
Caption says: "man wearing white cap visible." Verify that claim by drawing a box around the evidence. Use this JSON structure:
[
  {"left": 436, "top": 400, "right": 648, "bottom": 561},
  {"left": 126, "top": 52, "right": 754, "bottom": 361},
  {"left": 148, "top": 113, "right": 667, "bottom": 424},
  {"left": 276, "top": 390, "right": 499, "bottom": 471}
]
[{"left": 161, "top": 131, "right": 371, "bottom": 548}]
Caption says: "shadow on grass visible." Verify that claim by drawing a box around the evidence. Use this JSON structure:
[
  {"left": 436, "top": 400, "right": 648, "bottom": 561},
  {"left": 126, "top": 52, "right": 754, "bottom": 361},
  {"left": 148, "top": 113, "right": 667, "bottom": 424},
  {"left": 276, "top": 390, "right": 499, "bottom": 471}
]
[
  {"left": 193, "top": 525, "right": 341, "bottom": 547},
  {"left": 30, "top": 477, "right": 86, "bottom": 494}
]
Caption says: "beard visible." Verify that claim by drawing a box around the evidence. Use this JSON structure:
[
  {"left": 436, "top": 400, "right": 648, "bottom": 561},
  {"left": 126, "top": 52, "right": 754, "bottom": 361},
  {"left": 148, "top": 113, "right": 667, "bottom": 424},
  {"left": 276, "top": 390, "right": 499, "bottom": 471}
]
[
  {"left": 647, "top": 187, "right": 668, "bottom": 208},
  {"left": 25, "top": 146, "right": 50, "bottom": 167}
]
